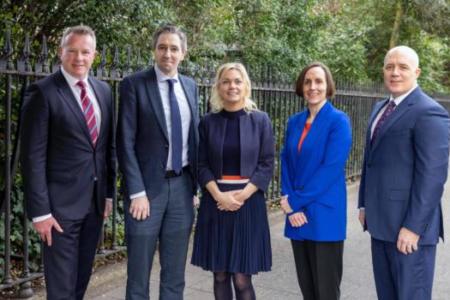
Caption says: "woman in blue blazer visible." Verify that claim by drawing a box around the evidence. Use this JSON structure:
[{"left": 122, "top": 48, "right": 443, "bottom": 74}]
[
  {"left": 191, "top": 62, "right": 274, "bottom": 300},
  {"left": 280, "top": 62, "right": 352, "bottom": 300}
]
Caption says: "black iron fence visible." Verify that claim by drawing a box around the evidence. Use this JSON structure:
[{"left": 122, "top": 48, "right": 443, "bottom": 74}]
[{"left": 1, "top": 30, "right": 449, "bottom": 297}]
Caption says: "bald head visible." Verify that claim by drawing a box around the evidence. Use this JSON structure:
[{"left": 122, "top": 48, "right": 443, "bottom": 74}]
[{"left": 384, "top": 46, "right": 419, "bottom": 69}]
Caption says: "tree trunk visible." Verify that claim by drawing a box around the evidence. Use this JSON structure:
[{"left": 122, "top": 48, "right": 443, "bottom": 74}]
[{"left": 389, "top": 0, "right": 404, "bottom": 49}]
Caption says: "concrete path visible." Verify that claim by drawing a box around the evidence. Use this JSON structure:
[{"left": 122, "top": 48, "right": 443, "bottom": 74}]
[{"left": 34, "top": 182, "right": 450, "bottom": 299}]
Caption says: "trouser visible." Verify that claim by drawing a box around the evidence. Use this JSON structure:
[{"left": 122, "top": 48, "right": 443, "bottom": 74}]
[
  {"left": 44, "top": 206, "right": 103, "bottom": 300},
  {"left": 291, "top": 239, "right": 344, "bottom": 300},
  {"left": 125, "top": 172, "right": 194, "bottom": 300},
  {"left": 371, "top": 237, "right": 436, "bottom": 300}
]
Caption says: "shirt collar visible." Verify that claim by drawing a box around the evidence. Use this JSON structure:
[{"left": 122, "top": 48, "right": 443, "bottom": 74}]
[
  {"left": 60, "top": 66, "right": 89, "bottom": 87},
  {"left": 154, "top": 64, "right": 179, "bottom": 84},
  {"left": 389, "top": 83, "right": 418, "bottom": 106}
]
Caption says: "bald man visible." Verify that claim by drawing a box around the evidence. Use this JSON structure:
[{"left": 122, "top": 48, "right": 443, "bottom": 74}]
[{"left": 358, "top": 46, "right": 449, "bottom": 300}]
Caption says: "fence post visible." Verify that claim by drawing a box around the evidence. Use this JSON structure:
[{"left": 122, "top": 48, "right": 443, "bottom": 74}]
[
  {"left": 110, "top": 47, "right": 121, "bottom": 79},
  {"left": 2, "top": 28, "right": 14, "bottom": 285},
  {"left": 136, "top": 48, "right": 144, "bottom": 71},
  {"left": 35, "top": 35, "right": 49, "bottom": 74},
  {"left": 14, "top": 33, "right": 34, "bottom": 298}
]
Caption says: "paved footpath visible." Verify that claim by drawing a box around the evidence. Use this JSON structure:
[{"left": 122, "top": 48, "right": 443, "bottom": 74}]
[{"left": 34, "top": 182, "right": 450, "bottom": 299}]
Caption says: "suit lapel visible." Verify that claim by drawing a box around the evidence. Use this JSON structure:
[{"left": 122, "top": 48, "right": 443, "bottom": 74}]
[
  {"left": 368, "top": 99, "right": 389, "bottom": 130},
  {"left": 55, "top": 71, "right": 93, "bottom": 144},
  {"left": 298, "top": 102, "right": 332, "bottom": 155},
  {"left": 365, "top": 99, "right": 388, "bottom": 151},
  {"left": 291, "top": 113, "right": 307, "bottom": 155},
  {"left": 179, "top": 75, "right": 196, "bottom": 121},
  {"left": 286, "top": 112, "right": 307, "bottom": 177},
  {"left": 179, "top": 75, "right": 198, "bottom": 147},
  {"left": 295, "top": 102, "right": 332, "bottom": 182},
  {"left": 371, "top": 88, "right": 419, "bottom": 151},
  {"left": 145, "top": 68, "right": 169, "bottom": 142},
  {"left": 89, "top": 77, "right": 107, "bottom": 145}
]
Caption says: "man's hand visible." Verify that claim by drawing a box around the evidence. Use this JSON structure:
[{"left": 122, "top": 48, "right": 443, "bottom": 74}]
[
  {"left": 358, "top": 209, "right": 365, "bottom": 228},
  {"left": 288, "top": 212, "right": 308, "bottom": 227},
  {"left": 130, "top": 196, "right": 150, "bottom": 220},
  {"left": 397, "top": 227, "right": 419, "bottom": 255},
  {"left": 104, "top": 200, "right": 113, "bottom": 219},
  {"left": 280, "top": 196, "right": 293, "bottom": 214},
  {"left": 33, "top": 217, "right": 63, "bottom": 247}
]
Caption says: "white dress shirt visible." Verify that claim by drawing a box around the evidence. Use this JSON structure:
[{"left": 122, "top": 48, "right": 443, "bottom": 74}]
[{"left": 130, "top": 65, "right": 192, "bottom": 200}]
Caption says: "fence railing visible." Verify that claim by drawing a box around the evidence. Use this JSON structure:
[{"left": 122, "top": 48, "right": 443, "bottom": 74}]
[{"left": 1, "top": 30, "right": 449, "bottom": 297}]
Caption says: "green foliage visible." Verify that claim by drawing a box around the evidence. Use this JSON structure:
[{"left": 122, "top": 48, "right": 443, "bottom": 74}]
[
  {"left": 337, "top": 0, "right": 450, "bottom": 92},
  {"left": 0, "top": 182, "right": 42, "bottom": 273},
  {"left": 1, "top": 0, "right": 449, "bottom": 91}
]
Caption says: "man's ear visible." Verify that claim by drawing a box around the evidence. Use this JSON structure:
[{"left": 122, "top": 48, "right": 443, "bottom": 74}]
[{"left": 415, "top": 67, "right": 421, "bottom": 79}]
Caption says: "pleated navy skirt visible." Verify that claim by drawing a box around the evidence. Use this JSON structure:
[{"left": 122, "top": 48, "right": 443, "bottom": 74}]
[{"left": 191, "top": 183, "right": 272, "bottom": 274}]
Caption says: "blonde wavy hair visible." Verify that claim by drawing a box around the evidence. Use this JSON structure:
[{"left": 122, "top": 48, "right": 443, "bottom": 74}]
[{"left": 209, "top": 62, "right": 258, "bottom": 113}]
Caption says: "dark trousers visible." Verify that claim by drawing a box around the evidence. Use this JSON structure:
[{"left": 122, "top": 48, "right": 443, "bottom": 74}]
[
  {"left": 43, "top": 208, "right": 103, "bottom": 300},
  {"left": 371, "top": 238, "right": 436, "bottom": 300},
  {"left": 291, "top": 240, "right": 344, "bottom": 300},
  {"left": 125, "top": 173, "right": 194, "bottom": 300}
]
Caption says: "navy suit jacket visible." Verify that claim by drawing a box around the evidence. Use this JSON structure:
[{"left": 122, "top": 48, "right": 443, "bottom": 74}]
[
  {"left": 197, "top": 110, "right": 274, "bottom": 193},
  {"left": 358, "top": 87, "right": 449, "bottom": 245},
  {"left": 281, "top": 101, "right": 352, "bottom": 241},
  {"left": 117, "top": 67, "right": 199, "bottom": 200},
  {"left": 20, "top": 70, "right": 116, "bottom": 220}
]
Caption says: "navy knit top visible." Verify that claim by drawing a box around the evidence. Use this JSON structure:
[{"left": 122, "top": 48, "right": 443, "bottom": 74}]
[{"left": 220, "top": 109, "right": 246, "bottom": 176}]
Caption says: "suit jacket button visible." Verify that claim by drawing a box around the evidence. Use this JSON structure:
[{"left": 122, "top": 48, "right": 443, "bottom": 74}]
[{"left": 93, "top": 176, "right": 98, "bottom": 181}]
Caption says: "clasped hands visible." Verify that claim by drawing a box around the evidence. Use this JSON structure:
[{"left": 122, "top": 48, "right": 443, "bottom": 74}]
[
  {"left": 280, "top": 196, "right": 308, "bottom": 227},
  {"left": 215, "top": 189, "right": 248, "bottom": 211}
]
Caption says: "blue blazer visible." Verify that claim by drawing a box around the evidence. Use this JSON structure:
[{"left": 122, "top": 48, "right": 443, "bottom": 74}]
[
  {"left": 358, "top": 87, "right": 449, "bottom": 245},
  {"left": 117, "top": 67, "right": 199, "bottom": 200},
  {"left": 21, "top": 70, "right": 116, "bottom": 220},
  {"left": 198, "top": 110, "right": 274, "bottom": 193},
  {"left": 281, "top": 101, "right": 352, "bottom": 241}
]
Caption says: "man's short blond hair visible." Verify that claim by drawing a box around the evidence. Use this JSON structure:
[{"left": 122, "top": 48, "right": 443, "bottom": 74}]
[{"left": 60, "top": 25, "right": 96, "bottom": 49}]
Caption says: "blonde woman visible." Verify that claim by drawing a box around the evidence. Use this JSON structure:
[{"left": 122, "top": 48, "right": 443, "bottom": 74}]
[{"left": 191, "top": 63, "right": 274, "bottom": 300}]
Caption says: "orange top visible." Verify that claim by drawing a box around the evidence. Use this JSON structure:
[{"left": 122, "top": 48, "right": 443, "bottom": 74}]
[
  {"left": 221, "top": 175, "right": 249, "bottom": 180},
  {"left": 297, "top": 122, "right": 312, "bottom": 152}
]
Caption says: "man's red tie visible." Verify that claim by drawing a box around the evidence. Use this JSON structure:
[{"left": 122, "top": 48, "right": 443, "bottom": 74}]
[
  {"left": 76, "top": 81, "right": 98, "bottom": 146},
  {"left": 371, "top": 100, "right": 396, "bottom": 144}
]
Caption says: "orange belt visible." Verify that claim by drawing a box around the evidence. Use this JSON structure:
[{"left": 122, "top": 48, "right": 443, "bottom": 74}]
[
  {"left": 220, "top": 175, "right": 249, "bottom": 180},
  {"left": 217, "top": 175, "right": 250, "bottom": 184}
]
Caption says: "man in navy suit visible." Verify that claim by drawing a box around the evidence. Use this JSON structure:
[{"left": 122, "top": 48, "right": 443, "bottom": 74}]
[
  {"left": 358, "top": 46, "right": 449, "bottom": 300},
  {"left": 20, "top": 25, "right": 115, "bottom": 299},
  {"left": 117, "top": 24, "right": 199, "bottom": 299}
]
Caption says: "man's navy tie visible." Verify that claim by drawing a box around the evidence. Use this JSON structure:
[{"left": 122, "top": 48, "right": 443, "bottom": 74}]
[
  {"left": 167, "top": 79, "right": 183, "bottom": 174},
  {"left": 371, "top": 100, "right": 396, "bottom": 144}
]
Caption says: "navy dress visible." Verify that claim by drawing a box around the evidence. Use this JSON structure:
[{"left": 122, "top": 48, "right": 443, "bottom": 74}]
[{"left": 191, "top": 109, "right": 272, "bottom": 274}]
